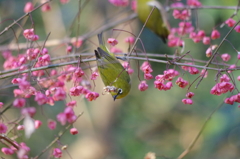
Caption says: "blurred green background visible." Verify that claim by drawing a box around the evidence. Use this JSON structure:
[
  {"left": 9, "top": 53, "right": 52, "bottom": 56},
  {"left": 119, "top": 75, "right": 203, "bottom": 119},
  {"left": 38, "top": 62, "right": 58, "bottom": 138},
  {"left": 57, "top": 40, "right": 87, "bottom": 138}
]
[{"left": 1, "top": 0, "right": 240, "bottom": 159}]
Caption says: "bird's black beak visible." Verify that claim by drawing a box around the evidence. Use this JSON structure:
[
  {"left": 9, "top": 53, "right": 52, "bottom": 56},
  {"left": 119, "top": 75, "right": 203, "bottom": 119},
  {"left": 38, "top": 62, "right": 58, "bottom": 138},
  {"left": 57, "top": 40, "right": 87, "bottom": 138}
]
[{"left": 113, "top": 94, "right": 118, "bottom": 101}]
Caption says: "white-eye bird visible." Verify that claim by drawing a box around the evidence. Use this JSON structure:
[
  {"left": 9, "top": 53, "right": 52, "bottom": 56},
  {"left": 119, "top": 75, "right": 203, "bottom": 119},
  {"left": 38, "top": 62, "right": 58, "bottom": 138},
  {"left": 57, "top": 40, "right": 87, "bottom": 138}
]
[
  {"left": 136, "top": 0, "right": 170, "bottom": 43},
  {"left": 95, "top": 33, "right": 131, "bottom": 100}
]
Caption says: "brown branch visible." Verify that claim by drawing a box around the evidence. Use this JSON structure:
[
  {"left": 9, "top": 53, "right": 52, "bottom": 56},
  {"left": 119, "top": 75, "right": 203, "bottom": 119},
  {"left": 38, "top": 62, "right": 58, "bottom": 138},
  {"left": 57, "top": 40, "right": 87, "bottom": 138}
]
[{"left": 0, "top": 53, "right": 237, "bottom": 82}]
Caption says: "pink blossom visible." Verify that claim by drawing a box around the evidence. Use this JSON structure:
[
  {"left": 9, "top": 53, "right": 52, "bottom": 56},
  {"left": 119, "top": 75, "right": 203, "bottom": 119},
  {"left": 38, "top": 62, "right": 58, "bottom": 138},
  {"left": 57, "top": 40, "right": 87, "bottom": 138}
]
[
  {"left": 225, "top": 18, "right": 236, "bottom": 27},
  {"left": 188, "top": 66, "right": 199, "bottom": 74},
  {"left": 224, "top": 97, "right": 234, "bottom": 105},
  {"left": 66, "top": 45, "right": 72, "bottom": 53},
  {"left": 41, "top": 48, "right": 48, "bottom": 55},
  {"left": 91, "top": 72, "right": 99, "bottom": 80},
  {"left": 220, "top": 74, "right": 230, "bottom": 82},
  {"left": 53, "top": 148, "right": 62, "bottom": 158},
  {"left": 187, "top": 0, "right": 201, "bottom": 7},
  {"left": 35, "top": 92, "right": 48, "bottom": 105},
  {"left": 182, "top": 64, "right": 199, "bottom": 74},
  {"left": 205, "top": 45, "right": 218, "bottom": 57},
  {"left": 35, "top": 120, "right": 42, "bottom": 129},
  {"left": 173, "top": 9, "right": 190, "bottom": 20},
  {"left": 12, "top": 78, "right": 21, "bottom": 84},
  {"left": 163, "top": 69, "right": 179, "bottom": 81},
  {"left": 202, "top": 36, "right": 210, "bottom": 45},
  {"left": 74, "top": 67, "right": 85, "bottom": 78},
  {"left": 85, "top": 92, "right": 99, "bottom": 101},
  {"left": 13, "top": 98, "right": 26, "bottom": 108},
  {"left": 138, "top": 81, "right": 148, "bottom": 91},
  {"left": 53, "top": 88, "right": 66, "bottom": 101},
  {"left": 131, "top": 0, "right": 136, "bottom": 11},
  {"left": 155, "top": 75, "right": 165, "bottom": 82},
  {"left": 110, "top": 47, "right": 122, "bottom": 53},
  {"left": 23, "top": 28, "right": 37, "bottom": 41},
  {"left": 13, "top": 89, "right": 24, "bottom": 97},
  {"left": 221, "top": 53, "right": 231, "bottom": 62},
  {"left": 154, "top": 80, "right": 166, "bottom": 90},
  {"left": 125, "top": 36, "right": 135, "bottom": 44},
  {"left": 2, "top": 50, "right": 12, "bottom": 59},
  {"left": 41, "top": 3, "right": 51, "bottom": 12},
  {"left": 228, "top": 64, "right": 236, "bottom": 73},
  {"left": 17, "top": 125, "right": 25, "bottom": 130},
  {"left": 165, "top": 82, "right": 173, "bottom": 90},
  {"left": 178, "top": 22, "right": 194, "bottom": 35},
  {"left": 238, "top": 54, "right": 240, "bottom": 59},
  {"left": 167, "top": 35, "right": 184, "bottom": 47},
  {"left": 1, "top": 148, "right": 14, "bottom": 155},
  {"left": 69, "top": 86, "right": 83, "bottom": 96},
  {"left": 38, "top": 54, "right": 51, "bottom": 65},
  {"left": 70, "top": 128, "right": 78, "bottom": 135},
  {"left": 144, "top": 73, "right": 153, "bottom": 80},
  {"left": 140, "top": 61, "right": 153, "bottom": 74},
  {"left": 0, "top": 102, "right": 3, "bottom": 109},
  {"left": 186, "top": 92, "right": 194, "bottom": 98},
  {"left": 122, "top": 62, "right": 134, "bottom": 74},
  {"left": 57, "top": 112, "right": 67, "bottom": 125},
  {"left": 21, "top": 107, "right": 36, "bottom": 117},
  {"left": 211, "top": 30, "right": 220, "bottom": 40},
  {"left": 182, "top": 98, "right": 193, "bottom": 105},
  {"left": 0, "top": 123, "right": 7, "bottom": 133},
  {"left": 107, "top": 38, "right": 118, "bottom": 46},
  {"left": 72, "top": 38, "right": 83, "bottom": 48},
  {"left": 235, "top": 25, "right": 240, "bottom": 33},
  {"left": 48, "top": 120, "right": 57, "bottom": 130},
  {"left": 175, "top": 77, "right": 189, "bottom": 88},
  {"left": 64, "top": 107, "right": 77, "bottom": 123},
  {"left": 210, "top": 82, "right": 234, "bottom": 95},
  {"left": 66, "top": 101, "right": 77, "bottom": 107}
]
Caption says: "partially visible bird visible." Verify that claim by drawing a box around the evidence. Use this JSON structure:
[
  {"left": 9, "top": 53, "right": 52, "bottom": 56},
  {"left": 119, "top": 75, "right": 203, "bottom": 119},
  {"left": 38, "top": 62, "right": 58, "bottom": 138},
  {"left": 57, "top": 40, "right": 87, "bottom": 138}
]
[
  {"left": 95, "top": 33, "right": 131, "bottom": 100},
  {"left": 136, "top": 0, "right": 170, "bottom": 43}
]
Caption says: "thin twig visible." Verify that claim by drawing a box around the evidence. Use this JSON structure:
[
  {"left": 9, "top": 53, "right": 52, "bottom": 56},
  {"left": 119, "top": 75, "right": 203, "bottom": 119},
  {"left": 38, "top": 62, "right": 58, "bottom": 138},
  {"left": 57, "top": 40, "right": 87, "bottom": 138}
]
[
  {"left": 33, "top": 112, "right": 83, "bottom": 159},
  {"left": 177, "top": 102, "right": 225, "bottom": 159},
  {"left": 0, "top": 0, "right": 54, "bottom": 36},
  {"left": 0, "top": 13, "right": 138, "bottom": 51}
]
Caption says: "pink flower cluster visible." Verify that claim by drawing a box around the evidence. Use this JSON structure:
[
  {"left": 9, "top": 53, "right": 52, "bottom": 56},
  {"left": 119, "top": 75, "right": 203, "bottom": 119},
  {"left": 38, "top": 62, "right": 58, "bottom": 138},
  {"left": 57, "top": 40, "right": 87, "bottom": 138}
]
[
  {"left": 210, "top": 74, "right": 234, "bottom": 95},
  {"left": 138, "top": 81, "right": 148, "bottom": 91},
  {"left": 23, "top": 28, "right": 39, "bottom": 41},
  {"left": 57, "top": 107, "right": 77, "bottom": 125},
  {"left": 173, "top": 9, "right": 191, "bottom": 20},
  {"left": 182, "top": 92, "right": 194, "bottom": 105},
  {"left": 2, "top": 142, "right": 30, "bottom": 158},
  {"left": 69, "top": 85, "right": 99, "bottom": 101},
  {"left": 140, "top": 61, "right": 153, "bottom": 80},
  {"left": 122, "top": 62, "right": 134, "bottom": 75},
  {"left": 181, "top": 63, "right": 199, "bottom": 75},
  {"left": 154, "top": 69, "right": 179, "bottom": 91}
]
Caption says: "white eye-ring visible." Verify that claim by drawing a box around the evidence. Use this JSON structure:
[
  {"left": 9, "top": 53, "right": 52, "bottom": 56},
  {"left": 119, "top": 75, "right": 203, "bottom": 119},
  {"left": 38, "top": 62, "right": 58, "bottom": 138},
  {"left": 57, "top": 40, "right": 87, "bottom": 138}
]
[{"left": 118, "top": 88, "right": 123, "bottom": 94}]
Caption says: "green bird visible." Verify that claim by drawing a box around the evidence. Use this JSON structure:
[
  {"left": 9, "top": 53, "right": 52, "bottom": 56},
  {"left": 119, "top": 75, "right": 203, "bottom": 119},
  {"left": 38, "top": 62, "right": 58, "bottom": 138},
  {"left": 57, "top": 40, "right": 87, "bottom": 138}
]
[
  {"left": 94, "top": 33, "right": 131, "bottom": 100},
  {"left": 136, "top": 0, "right": 170, "bottom": 43}
]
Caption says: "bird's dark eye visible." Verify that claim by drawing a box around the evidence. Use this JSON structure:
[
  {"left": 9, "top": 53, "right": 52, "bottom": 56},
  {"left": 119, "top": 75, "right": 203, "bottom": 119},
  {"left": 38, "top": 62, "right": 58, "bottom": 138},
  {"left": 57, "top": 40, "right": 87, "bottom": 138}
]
[{"left": 118, "top": 88, "right": 123, "bottom": 94}]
